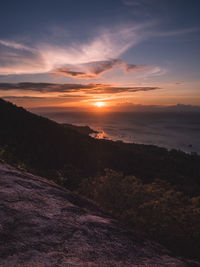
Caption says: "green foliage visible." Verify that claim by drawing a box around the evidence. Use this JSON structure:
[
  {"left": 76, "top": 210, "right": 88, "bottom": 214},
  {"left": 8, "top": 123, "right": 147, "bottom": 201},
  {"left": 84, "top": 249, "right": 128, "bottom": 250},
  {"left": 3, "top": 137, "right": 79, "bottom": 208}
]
[{"left": 78, "top": 169, "right": 200, "bottom": 260}]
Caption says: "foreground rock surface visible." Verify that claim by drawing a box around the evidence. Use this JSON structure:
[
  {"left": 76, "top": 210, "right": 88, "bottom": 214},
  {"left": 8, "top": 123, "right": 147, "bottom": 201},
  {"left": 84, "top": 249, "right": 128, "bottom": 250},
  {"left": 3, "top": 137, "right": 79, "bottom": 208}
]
[{"left": 0, "top": 163, "right": 199, "bottom": 267}]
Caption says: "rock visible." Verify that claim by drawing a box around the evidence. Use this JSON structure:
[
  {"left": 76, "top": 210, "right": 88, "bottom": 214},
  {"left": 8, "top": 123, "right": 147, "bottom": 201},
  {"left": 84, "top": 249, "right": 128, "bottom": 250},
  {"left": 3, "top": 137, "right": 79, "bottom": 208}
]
[{"left": 0, "top": 163, "right": 199, "bottom": 267}]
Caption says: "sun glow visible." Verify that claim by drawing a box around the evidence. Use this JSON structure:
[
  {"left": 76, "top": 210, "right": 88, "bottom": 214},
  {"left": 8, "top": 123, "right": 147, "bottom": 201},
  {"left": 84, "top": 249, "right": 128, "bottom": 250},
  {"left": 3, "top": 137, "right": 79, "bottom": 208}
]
[{"left": 94, "top": 101, "right": 105, "bottom": 108}]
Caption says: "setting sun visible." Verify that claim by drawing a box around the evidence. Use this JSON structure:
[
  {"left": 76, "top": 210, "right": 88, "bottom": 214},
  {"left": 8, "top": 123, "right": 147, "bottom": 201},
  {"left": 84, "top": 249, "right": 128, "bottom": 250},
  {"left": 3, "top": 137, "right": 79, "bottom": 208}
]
[{"left": 94, "top": 101, "right": 105, "bottom": 108}]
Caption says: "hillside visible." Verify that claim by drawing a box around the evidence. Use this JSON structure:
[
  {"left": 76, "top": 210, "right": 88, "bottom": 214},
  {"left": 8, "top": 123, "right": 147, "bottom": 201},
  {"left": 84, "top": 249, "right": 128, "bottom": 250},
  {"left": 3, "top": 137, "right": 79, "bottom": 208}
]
[
  {"left": 0, "top": 98, "right": 200, "bottom": 260},
  {"left": 0, "top": 98, "right": 200, "bottom": 194},
  {"left": 0, "top": 162, "right": 199, "bottom": 267}
]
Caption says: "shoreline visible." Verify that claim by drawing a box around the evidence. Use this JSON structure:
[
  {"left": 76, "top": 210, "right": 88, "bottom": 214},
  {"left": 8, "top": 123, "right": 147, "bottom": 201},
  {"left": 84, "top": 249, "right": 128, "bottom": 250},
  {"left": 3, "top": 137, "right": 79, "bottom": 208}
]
[
  {"left": 62, "top": 122, "right": 199, "bottom": 155},
  {"left": 62, "top": 123, "right": 98, "bottom": 135}
]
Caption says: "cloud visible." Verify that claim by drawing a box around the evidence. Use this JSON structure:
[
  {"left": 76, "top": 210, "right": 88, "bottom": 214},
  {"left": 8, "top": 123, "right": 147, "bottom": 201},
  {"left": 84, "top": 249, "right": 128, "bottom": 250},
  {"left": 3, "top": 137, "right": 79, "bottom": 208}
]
[
  {"left": 58, "top": 94, "right": 91, "bottom": 98},
  {"left": 122, "top": 0, "right": 199, "bottom": 37},
  {"left": 0, "top": 23, "right": 190, "bottom": 78},
  {"left": 0, "top": 40, "right": 34, "bottom": 52},
  {"left": 0, "top": 41, "right": 46, "bottom": 75},
  {"left": 0, "top": 82, "right": 95, "bottom": 92},
  {"left": 156, "top": 28, "right": 198, "bottom": 37},
  {"left": 0, "top": 82, "right": 160, "bottom": 95},
  {"left": 54, "top": 59, "right": 151, "bottom": 79},
  {"left": 83, "top": 59, "right": 121, "bottom": 76},
  {"left": 2, "top": 95, "right": 89, "bottom": 102},
  {"left": 168, "top": 82, "right": 184, "bottom": 86},
  {"left": 0, "top": 25, "right": 152, "bottom": 77},
  {"left": 2, "top": 96, "right": 46, "bottom": 99},
  {"left": 54, "top": 69, "right": 96, "bottom": 79}
]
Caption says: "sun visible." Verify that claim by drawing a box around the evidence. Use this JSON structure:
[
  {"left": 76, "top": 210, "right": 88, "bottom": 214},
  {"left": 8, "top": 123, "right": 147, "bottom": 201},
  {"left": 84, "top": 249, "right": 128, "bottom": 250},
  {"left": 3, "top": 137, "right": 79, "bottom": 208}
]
[{"left": 94, "top": 101, "right": 105, "bottom": 108}]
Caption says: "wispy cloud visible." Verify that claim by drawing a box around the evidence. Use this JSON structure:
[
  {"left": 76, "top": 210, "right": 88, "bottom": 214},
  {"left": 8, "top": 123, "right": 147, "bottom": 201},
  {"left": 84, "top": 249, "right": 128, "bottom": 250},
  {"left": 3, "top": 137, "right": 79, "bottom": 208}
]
[
  {"left": 0, "top": 23, "right": 193, "bottom": 78},
  {"left": 167, "top": 82, "right": 184, "bottom": 86},
  {"left": 0, "top": 40, "right": 34, "bottom": 52},
  {"left": 0, "top": 40, "right": 46, "bottom": 75},
  {"left": 0, "top": 24, "right": 155, "bottom": 78}
]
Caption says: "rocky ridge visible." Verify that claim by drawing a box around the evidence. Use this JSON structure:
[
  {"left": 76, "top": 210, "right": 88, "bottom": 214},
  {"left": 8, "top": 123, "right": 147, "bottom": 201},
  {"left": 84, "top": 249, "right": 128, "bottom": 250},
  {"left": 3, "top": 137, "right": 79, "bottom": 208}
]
[{"left": 0, "top": 163, "right": 199, "bottom": 267}]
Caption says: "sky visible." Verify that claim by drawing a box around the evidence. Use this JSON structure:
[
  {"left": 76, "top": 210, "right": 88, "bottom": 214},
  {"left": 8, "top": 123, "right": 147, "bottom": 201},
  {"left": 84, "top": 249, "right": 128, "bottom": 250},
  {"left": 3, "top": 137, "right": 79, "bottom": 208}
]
[{"left": 0, "top": 0, "right": 200, "bottom": 110}]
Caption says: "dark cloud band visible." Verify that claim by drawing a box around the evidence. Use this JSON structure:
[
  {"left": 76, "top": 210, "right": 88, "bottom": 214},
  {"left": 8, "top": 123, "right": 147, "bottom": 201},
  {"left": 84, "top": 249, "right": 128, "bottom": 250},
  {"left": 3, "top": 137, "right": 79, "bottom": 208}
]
[{"left": 0, "top": 82, "right": 160, "bottom": 95}]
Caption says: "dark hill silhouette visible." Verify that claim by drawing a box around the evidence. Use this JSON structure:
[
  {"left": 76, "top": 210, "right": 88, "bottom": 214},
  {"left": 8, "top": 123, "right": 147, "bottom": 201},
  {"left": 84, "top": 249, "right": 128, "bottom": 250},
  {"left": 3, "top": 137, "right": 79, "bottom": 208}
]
[{"left": 0, "top": 98, "right": 199, "bottom": 194}]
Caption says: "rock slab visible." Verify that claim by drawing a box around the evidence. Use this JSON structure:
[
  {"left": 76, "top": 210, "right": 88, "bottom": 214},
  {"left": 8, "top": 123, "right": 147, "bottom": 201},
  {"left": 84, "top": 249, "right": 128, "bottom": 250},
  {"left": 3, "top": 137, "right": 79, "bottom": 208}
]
[{"left": 0, "top": 163, "right": 199, "bottom": 267}]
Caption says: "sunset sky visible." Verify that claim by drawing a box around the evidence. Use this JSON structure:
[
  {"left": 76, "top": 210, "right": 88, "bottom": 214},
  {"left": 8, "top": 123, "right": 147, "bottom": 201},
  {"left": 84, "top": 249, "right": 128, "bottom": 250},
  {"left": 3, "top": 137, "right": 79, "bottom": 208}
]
[{"left": 0, "top": 0, "right": 200, "bottom": 110}]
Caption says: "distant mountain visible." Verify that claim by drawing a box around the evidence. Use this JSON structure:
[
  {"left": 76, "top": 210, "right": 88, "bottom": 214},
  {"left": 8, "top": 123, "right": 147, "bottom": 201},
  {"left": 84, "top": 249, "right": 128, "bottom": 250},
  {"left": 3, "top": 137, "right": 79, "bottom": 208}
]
[
  {"left": 0, "top": 162, "right": 199, "bottom": 267},
  {"left": 120, "top": 103, "right": 200, "bottom": 112},
  {"left": 161, "top": 104, "right": 200, "bottom": 112}
]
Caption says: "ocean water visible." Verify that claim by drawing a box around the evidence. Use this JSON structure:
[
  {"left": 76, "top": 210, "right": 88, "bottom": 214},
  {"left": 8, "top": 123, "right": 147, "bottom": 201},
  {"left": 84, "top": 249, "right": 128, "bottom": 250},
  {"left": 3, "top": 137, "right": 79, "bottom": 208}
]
[{"left": 40, "top": 111, "right": 200, "bottom": 154}]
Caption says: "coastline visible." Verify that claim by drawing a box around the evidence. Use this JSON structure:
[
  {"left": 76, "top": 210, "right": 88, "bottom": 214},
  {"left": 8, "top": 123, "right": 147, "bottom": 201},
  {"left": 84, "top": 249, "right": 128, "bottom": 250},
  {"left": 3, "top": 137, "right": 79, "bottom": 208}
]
[
  {"left": 62, "top": 122, "right": 199, "bottom": 155},
  {"left": 63, "top": 123, "right": 98, "bottom": 136}
]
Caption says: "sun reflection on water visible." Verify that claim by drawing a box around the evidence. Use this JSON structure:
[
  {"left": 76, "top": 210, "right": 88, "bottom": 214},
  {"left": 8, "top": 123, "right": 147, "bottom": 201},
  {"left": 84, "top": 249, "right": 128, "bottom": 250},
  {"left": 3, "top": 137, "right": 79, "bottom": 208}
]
[{"left": 90, "top": 130, "right": 108, "bottom": 140}]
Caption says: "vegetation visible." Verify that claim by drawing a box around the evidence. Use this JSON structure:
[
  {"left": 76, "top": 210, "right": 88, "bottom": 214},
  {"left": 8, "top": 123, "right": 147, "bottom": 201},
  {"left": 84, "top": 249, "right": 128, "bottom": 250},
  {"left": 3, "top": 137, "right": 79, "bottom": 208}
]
[
  {"left": 78, "top": 169, "right": 200, "bottom": 260},
  {"left": 0, "top": 98, "right": 200, "bottom": 260}
]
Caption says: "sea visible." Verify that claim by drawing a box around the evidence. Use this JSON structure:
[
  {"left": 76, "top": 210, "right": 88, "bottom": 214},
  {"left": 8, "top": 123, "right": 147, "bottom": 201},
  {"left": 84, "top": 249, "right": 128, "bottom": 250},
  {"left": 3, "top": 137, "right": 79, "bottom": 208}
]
[{"left": 39, "top": 111, "right": 200, "bottom": 154}]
